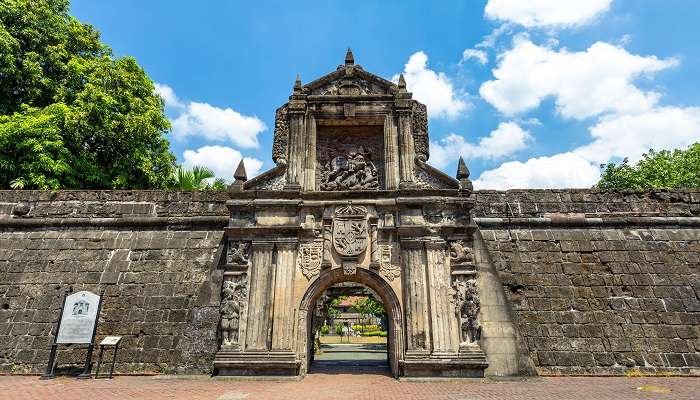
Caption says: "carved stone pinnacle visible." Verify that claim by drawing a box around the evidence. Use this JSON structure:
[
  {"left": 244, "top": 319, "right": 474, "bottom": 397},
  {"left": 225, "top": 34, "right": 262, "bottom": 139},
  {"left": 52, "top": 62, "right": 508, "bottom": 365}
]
[
  {"left": 398, "top": 74, "right": 407, "bottom": 91},
  {"left": 293, "top": 74, "right": 302, "bottom": 94},
  {"left": 234, "top": 160, "right": 247, "bottom": 182},
  {"left": 457, "top": 157, "right": 470, "bottom": 180},
  {"left": 345, "top": 48, "right": 354, "bottom": 65}
]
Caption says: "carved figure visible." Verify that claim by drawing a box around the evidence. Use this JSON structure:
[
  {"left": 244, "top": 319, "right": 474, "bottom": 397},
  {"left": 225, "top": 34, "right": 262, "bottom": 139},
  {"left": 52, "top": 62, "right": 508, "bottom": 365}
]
[
  {"left": 298, "top": 242, "right": 323, "bottom": 280},
  {"left": 452, "top": 279, "right": 481, "bottom": 344},
  {"left": 227, "top": 241, "right": 250, "bottom": 265},
  {"left": 449, "top": 241, "right": 474, "bottom": 266},
  {"left": 321, "top": 147, "right": 379, "bottom": 191},
  {"left": 220, "top": 279, "right": 247, "bottom": 347}
]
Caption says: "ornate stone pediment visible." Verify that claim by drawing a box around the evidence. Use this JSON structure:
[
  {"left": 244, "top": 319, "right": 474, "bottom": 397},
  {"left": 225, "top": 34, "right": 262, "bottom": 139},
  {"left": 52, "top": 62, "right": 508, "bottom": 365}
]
[{"left": 304, "top": 66, "right": 397, "bottom": 97}]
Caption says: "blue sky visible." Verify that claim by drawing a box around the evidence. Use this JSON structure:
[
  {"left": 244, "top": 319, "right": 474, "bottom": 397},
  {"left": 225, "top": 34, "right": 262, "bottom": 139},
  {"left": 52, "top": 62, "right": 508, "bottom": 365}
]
[{"left": 71, "top": 0, "right": 700, "bottom": 189}]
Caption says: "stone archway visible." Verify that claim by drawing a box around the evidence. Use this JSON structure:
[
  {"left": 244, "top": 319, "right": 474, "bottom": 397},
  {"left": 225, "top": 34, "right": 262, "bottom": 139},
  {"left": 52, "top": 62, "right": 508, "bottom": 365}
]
[{"left": 296, "top": 268, "right": 404, "bottom": 377}]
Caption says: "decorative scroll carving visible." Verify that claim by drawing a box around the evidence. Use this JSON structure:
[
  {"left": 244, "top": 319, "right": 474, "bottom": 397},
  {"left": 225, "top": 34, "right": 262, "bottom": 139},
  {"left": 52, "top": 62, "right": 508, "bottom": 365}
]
[
  {"left": 226, "top": 241, "right": 250, "bottom": 266},
  {"left": 333, "top": 205, "right": 369, "bottom": 257},
  {"left": 253, "top": 172, "right": 286, "bottom": 190},
  {"left": 298, "top": 242, "right": 323, "bottom": 280},
  {"left": 412, "top": 102, "right": 429, "bottom": 164},
  {"left": 378, "top": 245, "right": 400, "bottom": 282},
  {"left": 449, "top": 241, "right": 474, "bottom": 267},
  {"left": 272, "top": 105, "right": 288, "bottom": 165},
  {"left": 320, "top": 148, "right": 379, "bottom": 191},
  {"left": 452, "top": 279, "right": 481, "bottom": 345},
  {"left": 315, "top": 77, "right": 380, "bottom": 96},
  {"left": 220, "top": 276, "right": 247, "bottom": 348},
  {"left": 414, "top": 168, "right": 453, "bottom": 190}
]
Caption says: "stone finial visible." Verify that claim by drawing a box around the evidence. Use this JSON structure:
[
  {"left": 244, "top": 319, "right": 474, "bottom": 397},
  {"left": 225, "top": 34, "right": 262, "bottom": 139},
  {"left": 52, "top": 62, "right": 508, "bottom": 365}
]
[
  {"left": 398, "top": 74, "right": 407, "bottom": 92},
  {"left": 345, "top": 48, "right": 354, "bottom": 65},
  {"left": 293, "top": 74, "right": 302, "bottom": 94},
  {"left": 457, "top": 157, "right": 470, "bottom": 180},
  {"left": 229, "top": 160, "right": 247, "bottom": 193},
  {"left": 457, "top": 157, "right": 473, "bottom": 193}
]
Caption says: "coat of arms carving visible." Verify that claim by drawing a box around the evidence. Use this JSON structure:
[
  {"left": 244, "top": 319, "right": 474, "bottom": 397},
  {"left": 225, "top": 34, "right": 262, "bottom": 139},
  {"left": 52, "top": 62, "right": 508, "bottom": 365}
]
[
  {"left": 378, "top": 245, "right": 400, "bottom": 282},
  {"left": 332, "top": 205, "right": 368, "bottom": 257},
  {"left": 298, "top": 242, "right": 323, "bottom": 280}
]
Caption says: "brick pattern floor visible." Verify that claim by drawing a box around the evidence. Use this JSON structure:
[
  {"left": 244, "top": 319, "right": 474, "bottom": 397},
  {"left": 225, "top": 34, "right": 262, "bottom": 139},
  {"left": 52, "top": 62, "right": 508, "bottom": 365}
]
[{"left": 0, "top": 375, "right": 698, "bottom": 400}]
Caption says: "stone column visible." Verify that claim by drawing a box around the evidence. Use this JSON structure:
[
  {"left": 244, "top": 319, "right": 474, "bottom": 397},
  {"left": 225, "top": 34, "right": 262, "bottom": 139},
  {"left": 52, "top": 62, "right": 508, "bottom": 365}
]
[
  {"left": 425, "top": 241, "right": 459, "bottom": 354},
  {"left": 397, "top": 110, "right": 415, "bottom": 186},
  {"left": 245, "top": 242, "right": 275, "bottom": 351},
  {"left": 401, "top": 240, "right": 431, "bottom": 352},
  {"left": 271, "top": 243, "right": 297, "bottom": 350},
  {"left": 303, "top": 115, "right": 316, "bottom": 191},
  {"left": 383, "top": 113, "right": 400, "bottom": 190}
]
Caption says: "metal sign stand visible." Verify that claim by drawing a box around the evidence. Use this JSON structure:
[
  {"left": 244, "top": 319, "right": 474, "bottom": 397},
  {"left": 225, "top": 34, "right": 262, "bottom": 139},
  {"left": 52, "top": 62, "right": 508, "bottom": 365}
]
[
  {"left": 95, "top": 336, "right": 122, "bottom": 379},
  {"left": 40, "top": 288, "right": 105, "bottom": 379},
  {"left": 40, "top": 289, "right": 71, "bottom": 380}
]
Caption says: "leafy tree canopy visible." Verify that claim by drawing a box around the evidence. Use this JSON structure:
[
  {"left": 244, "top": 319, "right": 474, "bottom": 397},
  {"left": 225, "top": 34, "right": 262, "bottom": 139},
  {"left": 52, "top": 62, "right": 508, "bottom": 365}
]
[
  {"left": 0, "top": 0, "right": 175, "bottom": 189},
  {"left": 597, "top": 143, "right": 700, "bottom": 189},
  {"left": 168, "top": 166, "right": 226, "bottom": 191}
]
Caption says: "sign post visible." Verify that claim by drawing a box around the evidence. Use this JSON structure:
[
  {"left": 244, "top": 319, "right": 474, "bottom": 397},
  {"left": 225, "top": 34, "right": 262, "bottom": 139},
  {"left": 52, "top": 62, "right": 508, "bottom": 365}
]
[
  {"left": 41, "top": 289, "right": 71, "bottom": 379},
  {"left": 95, "top": 336, "right": 122, "bottom": 379},
  {"left": 41, "top": 288, "right": 104, "bottom": 379}
]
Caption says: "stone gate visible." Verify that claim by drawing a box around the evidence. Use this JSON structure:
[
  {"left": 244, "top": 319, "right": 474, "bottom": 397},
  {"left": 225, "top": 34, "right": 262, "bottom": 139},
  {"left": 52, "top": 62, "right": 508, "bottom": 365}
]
[{"left": 213, "top": 50, "right": 527, "bottom": 377}]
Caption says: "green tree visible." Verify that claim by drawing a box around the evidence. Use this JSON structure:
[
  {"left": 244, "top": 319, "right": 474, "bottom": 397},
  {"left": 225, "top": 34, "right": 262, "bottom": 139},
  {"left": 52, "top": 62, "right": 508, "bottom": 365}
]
[
  {"left": 351, "top": 296, "right": 385, "bottom": 332},
  {"left": 597, "top": 143, "right": 700, "bottom": 189},
  {"left": 168, "top": 166, "right": 226, "bottom": 190},
  {"left": 0, "top": 0, "right": 175, "bottom": 189}
]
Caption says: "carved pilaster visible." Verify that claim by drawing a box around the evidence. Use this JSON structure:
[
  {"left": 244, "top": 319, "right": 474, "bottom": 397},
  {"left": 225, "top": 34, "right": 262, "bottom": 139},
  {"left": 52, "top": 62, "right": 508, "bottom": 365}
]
[
  {"left": 401, "top": 240, "right": 430, "bottom": 352},
  {"left": 271, "top": 243, "right": 297, "bottom": 350},
  {"left": 383, "top": 113, "right": 400, "bottom": 189},
  {"left": 397, "top": 110, "right": 415, "bottom": 187},
  {"left": 285, "top": 100, "right": 306, "bottom": 190},
  {"left": 245, "top": 242, "right": 275, "bottom": 351},
  {"left": 425, "top": 240, "right": 459, "bottom": 353},
  {"left": 304, "top": 114, "right": 316, "bottom": 191}
]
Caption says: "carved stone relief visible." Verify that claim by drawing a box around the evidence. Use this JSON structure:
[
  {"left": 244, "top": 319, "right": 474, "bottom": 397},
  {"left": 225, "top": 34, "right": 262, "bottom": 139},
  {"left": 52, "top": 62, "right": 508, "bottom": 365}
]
[
  {"left": 298, "top": 242, "right": 323, "bottom": 280},
  {"left": 412, "top": 102, "right": 429, "bottom": 164},
  {"left": 449, "top": 240, "right": 475, "bottom": 267},
  {"left": 251, "top": 172, "right": 286, "bottom": 190},
  {"left": 320, "top": 149, "right": 379, "bottom": 191},
  {"left": 272, "top": 105, "right": 289, "bottom": 166},
  {"left": 313, "top": 77, "right": 386, "bottom": 96},
  {"left": 227, "top": 241, "right": 250, "bottom": 266},
  {"left": 378, "top": 244, "right": 400, "bottom": 282},
  {"left": 414, "top": 168, "right": 453, "bottom": 190},
  {"left": 316, "top": 126, "right": 384, "bottom": 190},
  {"left": 452, "top": 278, "right": 481, "bottom": 345},
  {"left": 220, "top": 276, "right": 248, "bottom": 348},
  {"left": 332, "top": 205, "right": 369, "bottom": 257}
]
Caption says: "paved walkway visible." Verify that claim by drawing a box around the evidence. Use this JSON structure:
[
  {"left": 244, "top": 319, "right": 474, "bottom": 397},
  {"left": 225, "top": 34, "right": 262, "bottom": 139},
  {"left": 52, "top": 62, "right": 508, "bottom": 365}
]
[
  {"left": 312, "top": 343, "right": 389, "bottom": 374},
  {"left": 1, "top": 375, "right": 698, "bottom": 400}
]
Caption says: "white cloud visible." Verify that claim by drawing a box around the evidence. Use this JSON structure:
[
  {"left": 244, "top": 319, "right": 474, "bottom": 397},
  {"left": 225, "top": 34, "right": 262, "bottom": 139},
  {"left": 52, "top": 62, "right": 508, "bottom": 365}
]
[
  {"left": 480, "top": 40, "right": 677, "bottom": 119},
  {"left": 154, "top": 83, "right": 185, "bottom": 109},
  {"left": 171, "top": 102, "right": 266, "bottom": 149},
  {"left": 484, "top": 0, "right": 613, "bottom": 28},
  {"left": 461, "top": 49, "right": 488, "bottom": 65},
  {"left": 155, "top": 82, "right": 267, "bottom": 149},
  {"left": 182, "top": 145, "right": 263, "bottom": 180},
  {"left": 474, "top": 152, "right": 600, "bottom": 190},
  {"left": 575, "top": 107, "right": 700, "bottom": 164},
  {"left": 393, "top": 51, "right": 469, "bottom": 119},
  {"left": 430, "top": 122, "right": 532, "bottom": 168}
]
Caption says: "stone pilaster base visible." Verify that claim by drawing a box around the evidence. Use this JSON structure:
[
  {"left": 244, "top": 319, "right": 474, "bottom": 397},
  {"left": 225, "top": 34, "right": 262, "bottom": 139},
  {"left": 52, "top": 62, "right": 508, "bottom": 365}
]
[
  {"left": 214, "top": 350, "right": 300, "bottom": 376},
  {"left": 401, "top": 349, "right": 488, "bottom": 377}
]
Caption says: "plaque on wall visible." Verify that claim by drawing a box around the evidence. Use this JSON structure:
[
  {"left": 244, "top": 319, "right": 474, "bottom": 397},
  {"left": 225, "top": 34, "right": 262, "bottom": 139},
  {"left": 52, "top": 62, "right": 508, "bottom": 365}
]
[{"left": 56, "top": 291, "right": 101, "bottom": 344}]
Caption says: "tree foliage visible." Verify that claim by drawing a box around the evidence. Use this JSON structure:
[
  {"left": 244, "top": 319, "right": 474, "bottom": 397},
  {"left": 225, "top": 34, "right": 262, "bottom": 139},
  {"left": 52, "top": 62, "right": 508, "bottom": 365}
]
[
  {"left": 597, "top": 143, "right": 700, "bottom": 189},
  {"left": 168, "top": 166, "right": 226, "bottom": 191},
  {"left": 0, "top": 0, "right": 175, "bottom": 189}
]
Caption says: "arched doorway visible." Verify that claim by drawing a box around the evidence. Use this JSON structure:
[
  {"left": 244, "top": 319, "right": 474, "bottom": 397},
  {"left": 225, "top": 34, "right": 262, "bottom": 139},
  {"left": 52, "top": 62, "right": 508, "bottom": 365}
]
[{"left": 296, "top": 268, "right": 404, "bottom": 377}]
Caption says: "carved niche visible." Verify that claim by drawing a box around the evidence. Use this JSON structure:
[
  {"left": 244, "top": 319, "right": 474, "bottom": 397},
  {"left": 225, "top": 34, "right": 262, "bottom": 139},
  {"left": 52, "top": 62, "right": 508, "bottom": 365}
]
[
  {"left": 226, "top": 241, "right": 250, "bottom": 266},
  {"left": 332, "top": 205, "right": 369, "bottom": 257},
  {"left": 452, "top": 278, "right": 481, "bottom": 345},
  {"left": 220, "top": 276, "right": 248, "bottom": 348},
  {"left": 378, "top": 244, "right": 400, "bottom": 282},
  {"left": 298, "top": 242, "right": 323, "bottom": 280}
]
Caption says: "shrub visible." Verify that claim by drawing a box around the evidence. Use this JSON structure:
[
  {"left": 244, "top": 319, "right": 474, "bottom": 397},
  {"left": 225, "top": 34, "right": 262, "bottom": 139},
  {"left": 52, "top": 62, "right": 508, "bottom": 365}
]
[
  {"left": 352, "top": 324, "right": 381, "bottom": 332},
  {"left": 361, "top": 331, "right": 388, "bottom": 337},
  {"left": 335, "top": 324, "right": 343, "bottom": 335},
  {"left": 320, "top": 325, "right": 330, "bottom": 335}
]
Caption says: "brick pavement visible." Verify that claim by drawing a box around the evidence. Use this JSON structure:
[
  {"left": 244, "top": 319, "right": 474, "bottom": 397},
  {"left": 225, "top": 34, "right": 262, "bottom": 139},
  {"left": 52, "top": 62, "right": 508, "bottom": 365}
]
[{"left": 0, "top": 374, "right": 698, "bottom": 400}]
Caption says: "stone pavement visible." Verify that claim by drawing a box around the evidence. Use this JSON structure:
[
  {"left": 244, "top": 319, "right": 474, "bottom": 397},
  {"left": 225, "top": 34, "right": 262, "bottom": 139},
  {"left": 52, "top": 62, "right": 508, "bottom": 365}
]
[{"left": 1, "top": 375, "right": 698, "bottom": 400}]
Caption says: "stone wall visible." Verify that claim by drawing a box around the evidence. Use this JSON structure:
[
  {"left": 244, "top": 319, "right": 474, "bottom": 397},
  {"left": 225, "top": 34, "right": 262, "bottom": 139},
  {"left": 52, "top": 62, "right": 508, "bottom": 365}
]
[
  {"left": 1, "top": 189, "right": 698, "bottom": 375},
  {"left": 474, "top": 189, "right": 700, "bottom": 375},
  {"left": 0, "top": 191, "right": 229, "bottom": 374}
]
